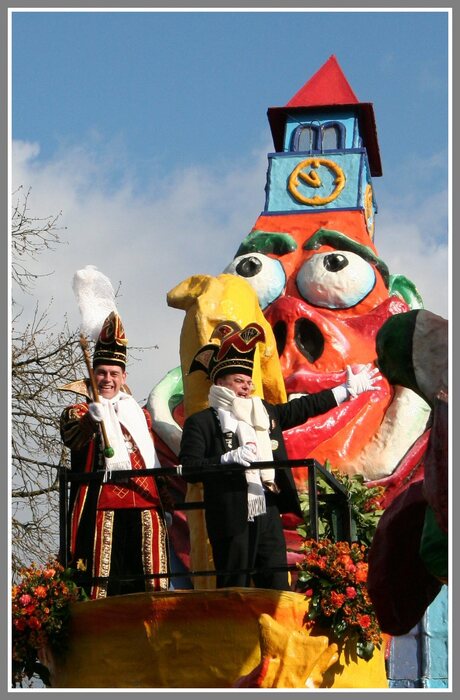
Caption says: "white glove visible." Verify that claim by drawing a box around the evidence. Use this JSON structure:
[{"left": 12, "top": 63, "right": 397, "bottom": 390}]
[
  {"left": 220, "top": 444, "right": 257, "bottom": 467},
  {"left": 88, "top": 402, "right": 105, "bottom": 423},
  {"left": 345, "top": 363, "right": 381, "bottom": 399}
]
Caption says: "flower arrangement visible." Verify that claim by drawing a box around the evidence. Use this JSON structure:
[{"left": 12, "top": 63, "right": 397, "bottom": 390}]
[
  {"left": 12, "top": 559, "right": 87, "bottom": 687},
  {"left": 296, "top": 539, "right": 383, "bottom": 661}
]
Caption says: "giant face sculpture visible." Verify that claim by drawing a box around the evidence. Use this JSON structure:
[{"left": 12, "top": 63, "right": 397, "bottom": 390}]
[
  {"left": 149, "top": 209, "right": 430, "bottom": 496},
  {"left": 147, "top": 210, "right": 431, "bottom": 587},
  {"left": 147, "top": 56, "right": 434, "bottom": 581},
  {"left": 223, "top": 211, "right": 431, "bottom": 486}
]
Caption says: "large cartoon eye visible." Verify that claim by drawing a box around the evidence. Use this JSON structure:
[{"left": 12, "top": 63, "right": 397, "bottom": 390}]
[
  {"left": 296, "top": 251, "right": 376, "bottom": 309},
  {"left": 223, "top": 253, "right": 286, "bottom": 309}
]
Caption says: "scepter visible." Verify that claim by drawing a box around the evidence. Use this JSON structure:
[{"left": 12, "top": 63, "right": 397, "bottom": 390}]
[{"left": 79, "top": 333, "right": 115, "bottom": 459}]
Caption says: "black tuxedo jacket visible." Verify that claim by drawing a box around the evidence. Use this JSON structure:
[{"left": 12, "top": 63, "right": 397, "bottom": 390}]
[{"left": 179, "top": 390, "right": 337, "bottom": 539}]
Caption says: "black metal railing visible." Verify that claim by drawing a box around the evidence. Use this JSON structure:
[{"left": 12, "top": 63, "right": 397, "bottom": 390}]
[{"left": 58, "top": 459, "right": 354, "bottom": 587}]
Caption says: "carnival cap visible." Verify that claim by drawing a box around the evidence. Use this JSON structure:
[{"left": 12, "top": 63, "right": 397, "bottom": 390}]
[
  {"left": 92, "top": 311, "right": 128, "bottom": 370},
  {"left": 188, "top": 321, "right": 265, "bottom": 382}
]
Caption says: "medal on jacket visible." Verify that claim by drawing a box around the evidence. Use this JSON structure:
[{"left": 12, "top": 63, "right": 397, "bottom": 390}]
[
  {"left": 271, "top": 439, "right": 279, "bottom": 451},
  {"left": 224, "top": 431, "right": 234, "bottom": 450}
]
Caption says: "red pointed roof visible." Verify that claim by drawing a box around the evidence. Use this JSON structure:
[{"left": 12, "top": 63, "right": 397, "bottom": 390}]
[
  {"left": 287, "top": 55, "right": 359, "bottom": 108},
  {"left": 267, "top": 55, "right": 382, "bottom": 176}
]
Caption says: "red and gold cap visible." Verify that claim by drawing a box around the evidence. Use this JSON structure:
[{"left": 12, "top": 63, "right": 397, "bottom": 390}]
[{"left": 189, "top": 321, "right": 265, "bottom": 383}]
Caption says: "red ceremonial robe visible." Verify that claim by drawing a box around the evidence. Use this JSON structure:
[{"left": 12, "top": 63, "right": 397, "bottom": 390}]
[{"left": 60, "top": 386, "right": 169, "bottom": 599}]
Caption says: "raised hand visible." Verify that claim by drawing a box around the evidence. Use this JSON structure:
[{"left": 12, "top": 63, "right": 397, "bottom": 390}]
[{"left": 345, "top": 363, "right": 381, "bottom": 398}]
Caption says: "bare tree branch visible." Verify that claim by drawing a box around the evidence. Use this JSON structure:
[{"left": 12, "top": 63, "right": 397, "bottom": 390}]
[
  {"left": 10, "top": 186, "right": 153, "bottom": 579},
  {"left": 11, "top": 186, "right": 68, "bottom": 294},
  {"left": 11, "top": 187, "right": 83, "bottom": 576}
]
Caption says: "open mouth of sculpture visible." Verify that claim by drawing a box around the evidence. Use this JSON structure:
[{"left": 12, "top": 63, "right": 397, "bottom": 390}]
[
  {"left": 266, "top": 294, "right": 399, "bottom": 391},
  {"left": 264, "top": 296, "right": 393, "bottom": 458},
  {"left": 284, "top": 365, "right": 389, "bottom": 450}
]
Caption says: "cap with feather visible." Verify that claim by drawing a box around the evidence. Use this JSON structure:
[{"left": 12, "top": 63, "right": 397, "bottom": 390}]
[{"left": 72, "top": 265, "right": 128, "bottom": 370}]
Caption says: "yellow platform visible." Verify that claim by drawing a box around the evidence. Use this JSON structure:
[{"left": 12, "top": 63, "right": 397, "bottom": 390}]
[{"left": 40, "top": 588, "right": 389, "bottom": 689}]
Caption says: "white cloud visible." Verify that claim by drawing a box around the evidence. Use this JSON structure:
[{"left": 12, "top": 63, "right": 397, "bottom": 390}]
[
  {"left": 12, "top": 138, "right": 449, "bottom": 402},
  {"left": 377, "top": 218, "right": 448, "bottom": 316},
  {"left": 11, "top": 138, "right": 269, "bottom": 401},
  {"left": 375, "top": 180, "right": 449, "bottom": 318}
]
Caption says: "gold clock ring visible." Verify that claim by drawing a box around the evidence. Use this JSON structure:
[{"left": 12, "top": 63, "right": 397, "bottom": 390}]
[{"left": 288, "top": 157, "right": 346, "bottom": 206}]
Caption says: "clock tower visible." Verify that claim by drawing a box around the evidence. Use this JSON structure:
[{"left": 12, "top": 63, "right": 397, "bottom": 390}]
[{"left": 262, "top": 55, "right": 382, "bottom": 240}]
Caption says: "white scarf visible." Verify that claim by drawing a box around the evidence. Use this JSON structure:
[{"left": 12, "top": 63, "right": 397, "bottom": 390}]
[
  {"left": 208, "top": 385, "right": 276, "bottom": 520},
  {"left": 98, "top": 393, "right": 161, "bottom": 479}
]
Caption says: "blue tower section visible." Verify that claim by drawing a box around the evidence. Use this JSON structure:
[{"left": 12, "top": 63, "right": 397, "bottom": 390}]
[
  {"left": 263, "top": 54, "right": 381, "bottom": 239},
  {"left": 264, "top": 111, "right": 376, "bottom": 224}
]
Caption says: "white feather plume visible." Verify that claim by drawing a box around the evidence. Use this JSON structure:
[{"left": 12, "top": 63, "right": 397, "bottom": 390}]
[{"left": 72, "top": 265, "right": 117, "bottom": 341}]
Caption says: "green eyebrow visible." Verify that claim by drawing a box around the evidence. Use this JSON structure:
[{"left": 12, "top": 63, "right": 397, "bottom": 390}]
[
  {"left": 235, "top": 230, "right": 298, "bottom": 257},
  {"left": 304, "top": 228, "right": 390, "bottom": 287}
]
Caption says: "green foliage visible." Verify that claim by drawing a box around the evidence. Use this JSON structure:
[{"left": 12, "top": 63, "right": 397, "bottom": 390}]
[{"left": 297, "top": 460, "right": 385, "bottom": 547}]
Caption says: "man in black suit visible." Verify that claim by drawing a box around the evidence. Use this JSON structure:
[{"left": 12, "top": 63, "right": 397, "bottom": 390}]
[{"left": 178, "top": 321, "right": 380, "bottom": 590}]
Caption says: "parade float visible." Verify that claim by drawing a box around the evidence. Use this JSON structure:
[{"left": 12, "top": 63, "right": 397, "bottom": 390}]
[
  {"left": 12, "top": 55, "right": 448, "bottom": 689},
  {"left": 147, "top": 55, "right": 448, "bottom": 687}
]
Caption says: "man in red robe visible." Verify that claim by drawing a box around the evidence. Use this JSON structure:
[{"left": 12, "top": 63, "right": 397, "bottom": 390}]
[{"left": 60, "top": 312, "right": 170, "bottom": 598}]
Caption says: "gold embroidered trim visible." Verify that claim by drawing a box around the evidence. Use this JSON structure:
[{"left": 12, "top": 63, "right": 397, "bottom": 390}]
[
  {"left": 93, "top": 510, "right": 114, "bottom": 599},
  {"left": 141, "top": 510, "right": 169, "bottom": 591}
]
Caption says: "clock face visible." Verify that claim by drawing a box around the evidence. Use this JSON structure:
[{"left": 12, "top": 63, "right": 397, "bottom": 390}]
[
  {"left": 364, "top": 183, "right": 375, "bottom": 240},
  {"left": 287, "top": 157, "right": 346, "bottom": 206}
]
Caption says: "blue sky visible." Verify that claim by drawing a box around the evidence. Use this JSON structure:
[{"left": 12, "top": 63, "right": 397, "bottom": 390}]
[{"left": 11, "top": 9, "right": 450, "bottom": 400}]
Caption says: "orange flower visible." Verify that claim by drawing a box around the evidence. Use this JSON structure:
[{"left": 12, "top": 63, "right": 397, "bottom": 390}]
[
  {"left": 338, "top": 554, "right": 352, "bottom": 567},
  {"left": 355, "top": 562, "right": 368, "bottom": 583},
  {"left": 34, "top": 585, "right": 47, "bottom": 599},
  {"left": 43, "top": 568, "right": 56, "bottom": 579},
  {"left": 345, "top": 586, "right": 357, "bottom": 599},
  {"left": 27, "top": 616, "right": 42, "bottom": 630},
  {"left": 358, "top": 614, "right": 371, "bottom": 628},
  {"left": 330, "top": 591, "right": 346, "bottom": 608}
]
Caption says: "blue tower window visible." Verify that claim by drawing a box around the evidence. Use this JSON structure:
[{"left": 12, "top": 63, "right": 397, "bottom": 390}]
[
  {"left": 291, "top": 121, "right": 345, "bottom": 153},
  {"left": 292, "top": 125, "right": 320, "bottom": 151}
]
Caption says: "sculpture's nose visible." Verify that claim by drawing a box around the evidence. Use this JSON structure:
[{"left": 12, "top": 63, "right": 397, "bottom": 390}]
[
  {"left": 273, "top": 317, "right": 324, "bottom": 363},
  {"left": 265, "top": 294, "right": 352, "bottom": 375}
]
